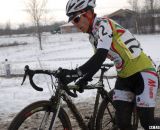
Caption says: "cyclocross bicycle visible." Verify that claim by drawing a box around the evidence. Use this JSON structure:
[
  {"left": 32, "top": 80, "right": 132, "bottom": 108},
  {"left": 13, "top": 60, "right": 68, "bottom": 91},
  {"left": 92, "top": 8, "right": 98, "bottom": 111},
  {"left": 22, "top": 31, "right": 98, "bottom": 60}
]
[{"left": 8, "top": 64, "right": 138, "bottom": 130}]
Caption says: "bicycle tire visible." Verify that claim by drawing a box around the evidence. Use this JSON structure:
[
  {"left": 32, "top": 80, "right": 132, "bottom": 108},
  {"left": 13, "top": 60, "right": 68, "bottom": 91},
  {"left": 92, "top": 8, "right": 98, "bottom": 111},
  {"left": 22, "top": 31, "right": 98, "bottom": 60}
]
[
  {"left": 96, "top": 93, "right": 139, "bottom": 130},
  {"left": 8, "top": 100, "right": 72, "bottom": 130}
]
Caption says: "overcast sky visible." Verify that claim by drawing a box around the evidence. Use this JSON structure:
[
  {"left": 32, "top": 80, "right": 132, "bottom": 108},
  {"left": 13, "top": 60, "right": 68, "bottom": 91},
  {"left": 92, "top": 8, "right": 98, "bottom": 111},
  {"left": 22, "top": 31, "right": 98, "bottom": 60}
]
[{"left": 0, "top": 0, "right": 130, "bottom": 27}]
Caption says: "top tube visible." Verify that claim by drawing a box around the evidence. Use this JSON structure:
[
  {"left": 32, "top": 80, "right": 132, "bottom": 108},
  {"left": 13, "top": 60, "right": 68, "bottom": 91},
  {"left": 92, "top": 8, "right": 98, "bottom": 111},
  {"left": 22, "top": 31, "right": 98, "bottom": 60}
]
[{"left": 68, "top": 84, "right": 104, "bottom": 90}]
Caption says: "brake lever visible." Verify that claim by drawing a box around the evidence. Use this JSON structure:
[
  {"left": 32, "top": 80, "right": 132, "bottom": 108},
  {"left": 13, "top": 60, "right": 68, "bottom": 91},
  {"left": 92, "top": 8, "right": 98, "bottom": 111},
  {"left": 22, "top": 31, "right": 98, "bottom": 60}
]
[
  {"left": 64, "top": 87, "right": 78, "bottom": 98},
  {"left": 21, "top": 65, "right": 43, "bottom": 91},
  {"left": 60, "top": 83, "right": 78, "bottom": 98},
  {"left": 73, "top": 89, "right": 77, "bottom": 94},
  {"left": 21, "top": 65, "right": 29, "bottom": 85},
  {"left": 21, "top": 73, "right": 27, "bottom": 85}
]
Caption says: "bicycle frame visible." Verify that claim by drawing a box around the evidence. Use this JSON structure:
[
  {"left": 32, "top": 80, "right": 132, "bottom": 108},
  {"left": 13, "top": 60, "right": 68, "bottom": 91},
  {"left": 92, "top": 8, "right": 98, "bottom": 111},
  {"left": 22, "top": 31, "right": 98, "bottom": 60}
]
[
  {"left": 18, "top": 64, "right": 115, "bottom": 130},
  {"left": 49, "top": 67, "right": 114, "bottom": 130}
]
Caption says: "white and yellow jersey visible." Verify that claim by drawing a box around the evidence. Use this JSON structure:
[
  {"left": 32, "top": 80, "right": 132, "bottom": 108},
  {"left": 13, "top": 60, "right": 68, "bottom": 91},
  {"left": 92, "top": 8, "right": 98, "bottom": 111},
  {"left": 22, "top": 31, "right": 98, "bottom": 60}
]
[{"left": 89, "top": 16, "right": 154, "bottom": 78}]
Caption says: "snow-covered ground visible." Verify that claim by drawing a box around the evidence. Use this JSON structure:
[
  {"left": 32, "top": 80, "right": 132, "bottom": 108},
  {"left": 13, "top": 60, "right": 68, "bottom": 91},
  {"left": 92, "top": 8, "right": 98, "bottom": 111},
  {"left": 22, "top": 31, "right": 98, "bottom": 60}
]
[{"left": 0, "top": 32, "right": 160, "bottom": 126}]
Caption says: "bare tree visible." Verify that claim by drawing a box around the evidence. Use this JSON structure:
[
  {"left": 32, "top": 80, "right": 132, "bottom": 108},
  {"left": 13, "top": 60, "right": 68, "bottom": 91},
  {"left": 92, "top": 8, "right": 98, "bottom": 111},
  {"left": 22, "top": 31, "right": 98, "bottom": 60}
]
[
  {"left": 25, "top": 0, "right": 48, "bottom": 50},
  {"left": 154, "top": 0, "right": 160, "bottom": 9},
  {"left": 128, "top": 0, "right": 139, "bottom": 13},
  {"left": 149, "top": 0, "right": 155, "bottom": 33},
  {"left": 128, "top": 0, "right": 141, "bottom": 33},
  {"left": 4, "top": 21, "right": 12, "bottom": 36},
  {"left": 155, "top": 0, "right": 160, "bottom": 29},
  {"left": 144, "top": 0, "right": 155, "bottom": 33}
]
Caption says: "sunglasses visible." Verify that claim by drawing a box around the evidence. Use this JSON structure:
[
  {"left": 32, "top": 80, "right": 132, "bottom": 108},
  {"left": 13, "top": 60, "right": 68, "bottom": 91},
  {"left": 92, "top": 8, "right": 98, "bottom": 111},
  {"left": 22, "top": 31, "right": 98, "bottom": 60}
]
[{"left": 72, "top": 12, "right": 86, "bottom": 23}]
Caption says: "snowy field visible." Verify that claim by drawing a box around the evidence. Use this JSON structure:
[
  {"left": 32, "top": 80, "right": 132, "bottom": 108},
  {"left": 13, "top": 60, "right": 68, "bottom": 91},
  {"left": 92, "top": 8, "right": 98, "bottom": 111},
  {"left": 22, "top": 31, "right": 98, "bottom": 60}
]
[{"left": 0, "top": 32, "right": 160, "bottom": 129}]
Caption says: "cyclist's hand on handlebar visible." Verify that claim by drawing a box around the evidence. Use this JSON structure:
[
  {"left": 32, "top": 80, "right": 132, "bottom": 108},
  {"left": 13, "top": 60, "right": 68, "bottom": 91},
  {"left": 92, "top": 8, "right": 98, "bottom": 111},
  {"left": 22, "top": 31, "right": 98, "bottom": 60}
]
[
  {"left": 75, "top": 76, "right": 92, "bottom": 93},
  {"left": 56, "top": 68, "right": 83, "bottom": 85}
]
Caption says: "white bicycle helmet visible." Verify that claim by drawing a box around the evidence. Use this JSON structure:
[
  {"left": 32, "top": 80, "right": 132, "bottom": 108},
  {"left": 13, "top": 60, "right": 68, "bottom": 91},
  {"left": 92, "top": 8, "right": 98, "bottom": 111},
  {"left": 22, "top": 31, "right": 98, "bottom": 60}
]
[{"left": 66, "top": 0, "right": 96, "bottom": 21}]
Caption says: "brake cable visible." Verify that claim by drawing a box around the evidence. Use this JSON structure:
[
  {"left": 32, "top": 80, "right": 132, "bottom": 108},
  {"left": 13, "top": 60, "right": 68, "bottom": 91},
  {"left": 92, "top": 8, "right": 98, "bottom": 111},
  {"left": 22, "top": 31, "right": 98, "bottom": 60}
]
[{"left": 37, "top": 57, "right": 54, "bottom": 96}]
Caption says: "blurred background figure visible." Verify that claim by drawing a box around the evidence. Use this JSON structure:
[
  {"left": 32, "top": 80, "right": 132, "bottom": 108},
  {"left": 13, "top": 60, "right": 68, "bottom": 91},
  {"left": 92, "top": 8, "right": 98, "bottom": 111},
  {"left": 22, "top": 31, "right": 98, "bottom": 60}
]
[{"left": 4, "top": 59, "right": 11, "bottom": 78}]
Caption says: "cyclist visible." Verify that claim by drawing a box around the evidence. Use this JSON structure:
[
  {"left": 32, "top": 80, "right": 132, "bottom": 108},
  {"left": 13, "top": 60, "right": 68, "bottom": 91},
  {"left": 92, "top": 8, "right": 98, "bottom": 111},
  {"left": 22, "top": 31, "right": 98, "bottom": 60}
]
[
  {"left": 157, "top": 64, "right": 160, "bottom": 76},
  {"left": 157, "top": 64, "right": 160, "bottom": 88},
  {"left": 59, "top": 0, "right": 160, "bottom": 129}
]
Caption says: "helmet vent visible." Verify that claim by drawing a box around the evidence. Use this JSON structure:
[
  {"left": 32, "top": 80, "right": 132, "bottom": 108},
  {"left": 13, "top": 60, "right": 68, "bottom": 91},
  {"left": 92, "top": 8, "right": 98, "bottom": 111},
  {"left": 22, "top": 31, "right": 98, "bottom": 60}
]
[
  {"left": 68, "top": 3, "right": 76, "bottom": 13},
  {"left": 75, "top": 1, "right": 85, "bottom": 9}
]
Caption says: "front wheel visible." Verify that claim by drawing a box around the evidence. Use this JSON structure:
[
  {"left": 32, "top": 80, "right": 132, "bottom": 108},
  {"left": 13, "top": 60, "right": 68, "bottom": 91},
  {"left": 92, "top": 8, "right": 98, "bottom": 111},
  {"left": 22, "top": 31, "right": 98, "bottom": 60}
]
[{"left": 8, "top": 100, "right": 72, "bottom": 130}]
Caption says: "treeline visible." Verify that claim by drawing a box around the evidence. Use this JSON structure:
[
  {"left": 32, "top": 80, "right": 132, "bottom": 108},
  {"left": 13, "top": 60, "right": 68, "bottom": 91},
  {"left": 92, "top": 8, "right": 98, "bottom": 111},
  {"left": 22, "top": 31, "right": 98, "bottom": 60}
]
[
  {"left": 129, "top": 0, "right": 160, "bottom": 34},
  {"left": 0, "top": 21, "right": 65, "bottom": 36},
  {"left": 134, "top": 9, "right": 160, "bottom": 34}
]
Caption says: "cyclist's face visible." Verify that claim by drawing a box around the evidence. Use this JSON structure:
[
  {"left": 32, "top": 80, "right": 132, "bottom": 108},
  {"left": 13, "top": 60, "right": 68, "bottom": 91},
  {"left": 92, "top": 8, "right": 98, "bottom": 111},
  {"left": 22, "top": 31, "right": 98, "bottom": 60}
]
[{"left": 72, "top": 10, "right": 93, "bottom": 33}]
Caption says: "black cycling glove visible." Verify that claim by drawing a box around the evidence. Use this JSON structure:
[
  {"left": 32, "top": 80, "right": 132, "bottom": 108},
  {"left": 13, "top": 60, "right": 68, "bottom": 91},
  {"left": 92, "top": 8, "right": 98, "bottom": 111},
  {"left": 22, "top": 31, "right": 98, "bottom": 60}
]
[
  {"left": 75, "top": 74, "right": 93, "bottom": 93},
  {"left": 57, "top": 68, "right": 82, "bottom": 85}
]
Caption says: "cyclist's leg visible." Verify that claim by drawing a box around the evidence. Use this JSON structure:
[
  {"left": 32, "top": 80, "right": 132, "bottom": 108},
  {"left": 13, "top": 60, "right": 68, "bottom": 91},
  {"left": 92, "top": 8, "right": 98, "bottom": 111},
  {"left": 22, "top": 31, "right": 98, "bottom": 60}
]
[
  {"left": 155, "top": 117, "right": 160, "bottom": 126},
  {"left": 136, "top": 71, "right": 159, "bottom": 130},
  {"left": 137, "top": 108, "right": 160, "bottom": 129},
  {"left": 114, "top": 100, "right": 134, "bottom": 130},
  {"left": 113, "top": 77, "right": 135, "bottom": 130},
  {"left": 136, "top": 107, "right": 155, "bottom": 130}
]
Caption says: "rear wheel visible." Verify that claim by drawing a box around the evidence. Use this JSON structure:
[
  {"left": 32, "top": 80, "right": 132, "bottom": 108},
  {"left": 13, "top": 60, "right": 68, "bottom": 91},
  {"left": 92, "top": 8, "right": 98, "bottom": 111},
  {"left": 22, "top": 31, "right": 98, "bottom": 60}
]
[
  {"left": 8, "top": 100, "right": 72, "bottom": 130},
  {"left": 96, "top": 91, "right": 138, "bottom": 130},
  {"left": 96, "top": 100, "right": 117, "bottom": 130}
]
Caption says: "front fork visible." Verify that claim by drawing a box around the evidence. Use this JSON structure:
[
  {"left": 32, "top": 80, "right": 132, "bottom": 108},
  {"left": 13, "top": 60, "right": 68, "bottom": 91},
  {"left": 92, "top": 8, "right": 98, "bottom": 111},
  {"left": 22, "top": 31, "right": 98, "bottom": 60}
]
[
  {"left": 49, "top": 98, "right": 62, "bottom": 130},
  {"left": 38, "top": 96, "right": 62, "bottom": 130}
]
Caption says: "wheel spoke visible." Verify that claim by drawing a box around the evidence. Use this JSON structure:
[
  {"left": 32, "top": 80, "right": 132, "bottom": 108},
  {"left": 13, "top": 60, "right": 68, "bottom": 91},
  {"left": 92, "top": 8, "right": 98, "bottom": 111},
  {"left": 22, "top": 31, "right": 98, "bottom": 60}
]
[{"left": 39, "top": 111, "right": 50, "bottom": 129}]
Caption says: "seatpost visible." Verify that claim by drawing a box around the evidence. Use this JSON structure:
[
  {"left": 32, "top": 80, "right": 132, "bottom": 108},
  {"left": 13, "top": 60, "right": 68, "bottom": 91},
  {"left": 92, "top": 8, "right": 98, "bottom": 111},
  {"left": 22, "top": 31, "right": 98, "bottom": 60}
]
[{"left": 99, "top": 67, "right": 108, "bottom": 82}]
